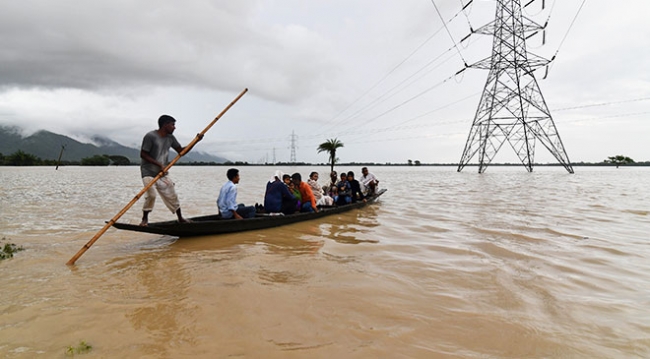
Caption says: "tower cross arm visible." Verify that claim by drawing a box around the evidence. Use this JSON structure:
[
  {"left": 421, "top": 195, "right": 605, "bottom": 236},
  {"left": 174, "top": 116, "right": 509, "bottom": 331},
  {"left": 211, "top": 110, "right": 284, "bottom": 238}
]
[
  {"left": 473, "top": 17, "right": 545, "bottom": 37},
  {"left": 468, "top": 57, "right": 493, "bottom": 70},
  {"left": 527, "top": 53, "right": 551, "bottom": 69}
]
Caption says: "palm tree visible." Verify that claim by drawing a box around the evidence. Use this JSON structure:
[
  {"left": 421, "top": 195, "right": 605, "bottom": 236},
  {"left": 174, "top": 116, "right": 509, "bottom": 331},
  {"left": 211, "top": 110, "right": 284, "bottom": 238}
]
[{"left": 317, "top": 138, "right": 344, "bottom": 173}]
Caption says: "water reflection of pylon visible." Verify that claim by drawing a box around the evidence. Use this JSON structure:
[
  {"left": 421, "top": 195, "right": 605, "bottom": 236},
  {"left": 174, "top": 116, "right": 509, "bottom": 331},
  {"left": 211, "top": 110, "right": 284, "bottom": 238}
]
[{"left": 457, "top": 0, "right": 573, "bottom": 174}]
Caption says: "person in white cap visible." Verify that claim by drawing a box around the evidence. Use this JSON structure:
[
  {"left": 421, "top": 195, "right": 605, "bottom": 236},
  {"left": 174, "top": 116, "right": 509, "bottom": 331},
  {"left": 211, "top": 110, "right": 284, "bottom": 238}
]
[{"left": 263, "top": 170, "right": 297, "bottom": 214}]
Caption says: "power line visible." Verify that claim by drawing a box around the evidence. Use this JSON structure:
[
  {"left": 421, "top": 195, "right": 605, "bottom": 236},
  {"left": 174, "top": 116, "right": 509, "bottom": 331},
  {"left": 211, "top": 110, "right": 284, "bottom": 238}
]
[
  {"left": 340, "top": 36, "right": 485, "bottom": 139},
  {"left": 202, "top": 93, "right": 648, "bottom": 151},
  {"left": 329, "top": 1, "right": 478, "bottom": 139},
  {"left": 332, "top": 45, "right": 460, "bottom": 126},
  {"left": 458, "top": 0, "right": 475, "bottom": 31},
  {"left": 317, "top": 26, "right": 446, "bottom": 136},
  {"left": 199, "top": 108, "right": 648, "bottom": 156},
  {"left": 553, "top": 96, "right": 650, "bottom": 111},
  {"left": 343, "top": 73, "right": 457, "bottom": 137},
  {"left": 430, "top": 0, "right": 468, "bottom": 67},
  {"left": 554, "top": 0, "right": 588, "bottom": 56},
  {"left": 561, "top": 111, "right": 650, "bottom": 124},
  {"left": 318, "top": 3, "right": 474, "bottom": 137},
  {"left": 547, "top": 0, "right": 587, "bottom": 73}
]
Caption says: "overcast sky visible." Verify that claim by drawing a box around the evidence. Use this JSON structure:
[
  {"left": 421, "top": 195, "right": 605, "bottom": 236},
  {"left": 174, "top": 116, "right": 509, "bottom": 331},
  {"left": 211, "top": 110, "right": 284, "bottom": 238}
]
[{"left": 1, "top": 0, "right": 648, "bottom": 164}]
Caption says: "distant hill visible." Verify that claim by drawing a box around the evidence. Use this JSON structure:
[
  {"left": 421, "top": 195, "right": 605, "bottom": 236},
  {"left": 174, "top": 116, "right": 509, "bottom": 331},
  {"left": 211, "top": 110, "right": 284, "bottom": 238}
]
[{"left": 0, "top": 126, "right": 229, "bottom": 163}]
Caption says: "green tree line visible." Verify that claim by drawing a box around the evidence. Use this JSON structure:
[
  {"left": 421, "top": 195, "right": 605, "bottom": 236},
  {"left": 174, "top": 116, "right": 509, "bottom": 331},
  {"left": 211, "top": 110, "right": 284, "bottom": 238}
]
[
  {"left": 0, "top": 150, "right": 131, "bottom": 166},
  {"left": 1, "top": 150, "right": 648, "bottom": 167}
]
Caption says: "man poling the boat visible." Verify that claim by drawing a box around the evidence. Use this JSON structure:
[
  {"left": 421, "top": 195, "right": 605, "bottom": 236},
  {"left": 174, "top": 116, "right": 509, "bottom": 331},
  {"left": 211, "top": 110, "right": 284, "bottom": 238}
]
[
  {"left": 66, "top": 88, "right": 249, "bottom": 265},
  {"left": 139, "top": 114, "right": 195, "bottom": 227}
]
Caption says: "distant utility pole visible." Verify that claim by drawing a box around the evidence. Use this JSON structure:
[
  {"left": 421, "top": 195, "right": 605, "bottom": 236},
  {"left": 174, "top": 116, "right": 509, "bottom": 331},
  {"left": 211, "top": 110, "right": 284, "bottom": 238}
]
[
  {"left": 272, "top": 147, "right": 276, "bottom": 165},
  {"left": 457, "top": 0, "right": 573, "bottom": 173},
  {"left": 289, "top": 131, "right": 298, "bottom": 164},
  {"left": 55, "top": 144, "right": 66, "bottom": 170}
]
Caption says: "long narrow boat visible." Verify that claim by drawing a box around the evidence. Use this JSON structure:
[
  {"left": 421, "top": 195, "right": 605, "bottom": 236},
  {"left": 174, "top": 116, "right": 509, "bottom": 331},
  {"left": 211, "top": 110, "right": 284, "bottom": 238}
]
[{"left": 112, "top": 189, "right": 386, "bottom": 237}]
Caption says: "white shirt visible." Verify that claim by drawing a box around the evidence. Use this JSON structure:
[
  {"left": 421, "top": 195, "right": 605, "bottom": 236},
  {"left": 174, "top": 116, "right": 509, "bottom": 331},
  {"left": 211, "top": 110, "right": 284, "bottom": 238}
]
[
  {"left": 360, "top": 172, "right": 378, "bottom": 193},
  {"left": 360, "top": 172, "right": 378, "bottom": 187}
]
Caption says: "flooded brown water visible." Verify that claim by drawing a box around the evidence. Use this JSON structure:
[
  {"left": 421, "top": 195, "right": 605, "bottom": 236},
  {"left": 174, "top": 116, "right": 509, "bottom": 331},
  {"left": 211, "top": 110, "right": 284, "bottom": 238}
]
[{"left": 1, "top": 165, "right": 649, "bottom": 358}]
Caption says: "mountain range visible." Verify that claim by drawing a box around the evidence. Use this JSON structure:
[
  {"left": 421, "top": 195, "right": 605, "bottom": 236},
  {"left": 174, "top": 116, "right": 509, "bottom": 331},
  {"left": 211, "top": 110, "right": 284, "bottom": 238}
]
[{"left": 0, "top": 126, "right": 229, "bottom": 163}]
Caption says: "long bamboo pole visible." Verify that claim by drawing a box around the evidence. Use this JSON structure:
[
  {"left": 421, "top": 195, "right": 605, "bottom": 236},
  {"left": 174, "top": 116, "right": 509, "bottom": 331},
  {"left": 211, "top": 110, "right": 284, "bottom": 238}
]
[{"left": 66, "top": 88, "right": 248, "bottom": 265}]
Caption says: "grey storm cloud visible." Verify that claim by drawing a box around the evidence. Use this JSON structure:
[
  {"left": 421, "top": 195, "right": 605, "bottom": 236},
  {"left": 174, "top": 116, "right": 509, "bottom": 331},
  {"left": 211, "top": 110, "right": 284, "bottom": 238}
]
[
  {"left": 0, "top": 0, "right": 341, "bottom": 103},
  {"left": 0, "top": 0, "right": 648, "bottom": 163}
]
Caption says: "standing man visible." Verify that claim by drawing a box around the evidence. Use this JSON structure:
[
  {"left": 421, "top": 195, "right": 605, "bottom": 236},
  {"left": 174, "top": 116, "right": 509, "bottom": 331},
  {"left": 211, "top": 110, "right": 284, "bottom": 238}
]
[
  {"left": 360, "top": 167, "right": 379, "bottom": 196},
  {"left": 217, "top": 168, "right": 256, "bottom": 219},
  {"left": 140, "top": 114, "right": 198, "bottom": 226}
]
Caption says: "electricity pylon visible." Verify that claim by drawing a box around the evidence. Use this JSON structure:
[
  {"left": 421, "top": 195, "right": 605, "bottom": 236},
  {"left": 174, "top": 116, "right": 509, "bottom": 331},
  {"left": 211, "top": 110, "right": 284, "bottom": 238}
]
[
  {"left": 457, "top": 0, "right": 573, "bottom": 173},
  {"left": 289, "top": 130, "right": 298, "bottom": 164}
]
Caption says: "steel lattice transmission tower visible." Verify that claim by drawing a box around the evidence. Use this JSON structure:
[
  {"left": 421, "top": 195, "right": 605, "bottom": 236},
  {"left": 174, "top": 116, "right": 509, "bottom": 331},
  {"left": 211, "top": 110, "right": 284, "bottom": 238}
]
[
  {"left": 457, "top": 0, "right": 573, "bottom": 173},
  {"left": 289, "top": 130, "right": 298, "bottom": 164}
]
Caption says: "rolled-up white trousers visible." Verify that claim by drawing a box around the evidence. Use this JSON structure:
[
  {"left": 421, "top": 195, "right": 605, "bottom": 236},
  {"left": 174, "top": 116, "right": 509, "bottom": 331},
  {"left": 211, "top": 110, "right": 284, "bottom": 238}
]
[{"left": 142, "top": 176, "right": 180, "bottom": 213}]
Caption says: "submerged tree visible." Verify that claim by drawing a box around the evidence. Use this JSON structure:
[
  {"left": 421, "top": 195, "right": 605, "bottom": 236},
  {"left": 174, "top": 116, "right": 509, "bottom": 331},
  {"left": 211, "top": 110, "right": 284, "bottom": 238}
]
[
  {"left": 317, "top": 138, "right": 344, "bottom": 173},
  {"left": 604, "top": 155, "right": 635, "bottom": 168},
  {"left": 81, "top": 155, "right": 110, "bottom": 166},
  {"left": 5, "top": 150, "right": 41, "bottom": 166},
  {"left": 108, "top": 155, "right": 131, "bottom": 166}
]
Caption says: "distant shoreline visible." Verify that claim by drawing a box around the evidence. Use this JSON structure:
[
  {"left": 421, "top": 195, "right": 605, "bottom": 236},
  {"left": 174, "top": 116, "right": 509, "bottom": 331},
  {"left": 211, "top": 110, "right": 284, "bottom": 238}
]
[{"left": 1, "top": 162, "right": 648, "bottom": 167}]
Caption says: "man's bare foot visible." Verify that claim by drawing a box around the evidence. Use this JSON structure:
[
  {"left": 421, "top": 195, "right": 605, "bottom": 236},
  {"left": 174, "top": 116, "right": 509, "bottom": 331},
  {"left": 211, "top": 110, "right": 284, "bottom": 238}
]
[
  {"left": 141, "top": 211, "right": 151, "bottom": 227},
  {"left": 178, "top": 218, "right": 192, "bottom": 224}
]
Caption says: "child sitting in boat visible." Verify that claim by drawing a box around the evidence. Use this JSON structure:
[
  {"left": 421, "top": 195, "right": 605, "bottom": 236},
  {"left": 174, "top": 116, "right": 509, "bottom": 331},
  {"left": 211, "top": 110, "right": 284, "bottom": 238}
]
[
  {"left": 336, "top": 173, "right": 351, "bottom": 205},
  {"left": 346, "top": 171, "right": 366, "bottom": 203},
  {"left": 329, "top": 186, "right": 339, "bottom": 204},
  {"left": 287, "top": 180, "right": 302, "bottom": 212}
]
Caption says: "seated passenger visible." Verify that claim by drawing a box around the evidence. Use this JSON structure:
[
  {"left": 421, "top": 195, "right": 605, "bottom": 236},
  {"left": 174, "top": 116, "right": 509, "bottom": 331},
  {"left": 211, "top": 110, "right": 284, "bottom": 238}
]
[
  {"left": 291, "top": 173, "right": 319, "bottom": 213},
  {"left": 347, "top": 171, "right": 366, "bottom": 203},
  {"left": 360, "top": 167, "right": 379, "bottom": 196},
  {"left": 217, "top": 168, "right": 256, "bottom": 219},
  {"left": 264, "top": 170, "right": 297, "bottom": 215},
  {"left": 336, "top": 173, "right": 351, "bottom": 205},
  {"left": 287, "top": 180, "right": 302, "bottom": 212},
  {"left": 307, "top": 171, "right": 334, "bottom": 206},
  {"left": 283, "top": 174, "right": 292, "bottom": 186},
  {"left": 330, "top": 186, "right": 339, "bottom": 204},
  {"left": 326, "top": 171, "right": 338, "bottom": 196}
]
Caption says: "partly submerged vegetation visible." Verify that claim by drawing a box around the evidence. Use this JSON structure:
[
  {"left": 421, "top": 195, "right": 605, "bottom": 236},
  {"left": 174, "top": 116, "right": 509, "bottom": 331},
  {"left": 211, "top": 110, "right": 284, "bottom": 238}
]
[
  {"left": 0, "top": 237, "right": 24, "bottom": 260},
  {"left": 604, "top": 155, "right": 635, "bottom": 168},
  {"left": 64, "top": 341, "right": 93, "bottom": 356}
]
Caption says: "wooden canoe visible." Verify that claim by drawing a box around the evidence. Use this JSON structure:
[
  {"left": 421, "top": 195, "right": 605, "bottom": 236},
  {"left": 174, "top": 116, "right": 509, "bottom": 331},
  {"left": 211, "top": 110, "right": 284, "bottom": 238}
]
[{"left": 112, "top": 189, "right": 386, "bottom": 237}]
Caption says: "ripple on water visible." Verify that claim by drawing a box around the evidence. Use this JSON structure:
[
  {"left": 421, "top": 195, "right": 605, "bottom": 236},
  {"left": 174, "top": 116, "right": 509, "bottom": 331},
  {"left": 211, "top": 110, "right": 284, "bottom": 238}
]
[{"left": 2, "top": 166, "right": 650, "bottom": 358}]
